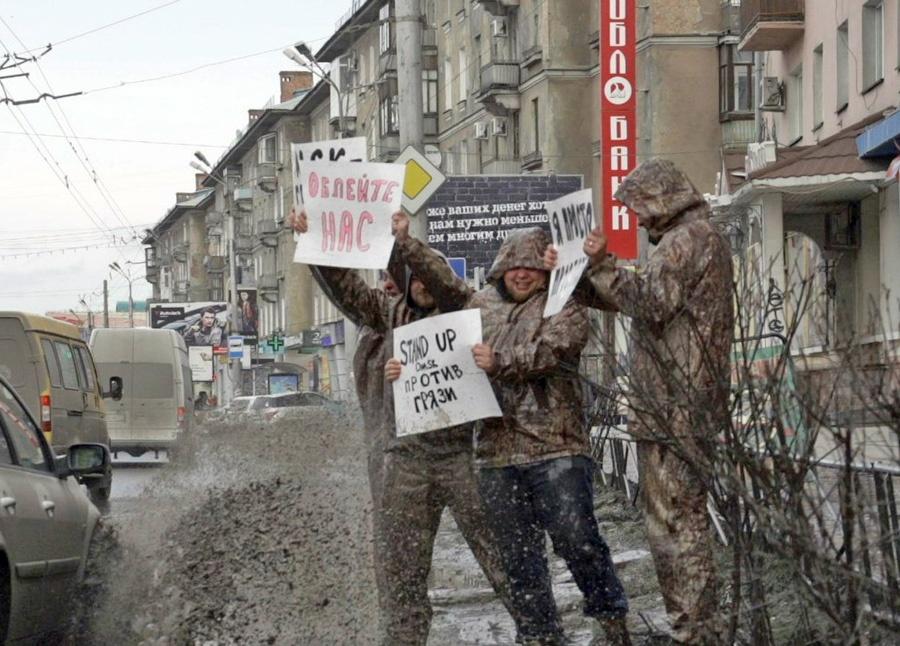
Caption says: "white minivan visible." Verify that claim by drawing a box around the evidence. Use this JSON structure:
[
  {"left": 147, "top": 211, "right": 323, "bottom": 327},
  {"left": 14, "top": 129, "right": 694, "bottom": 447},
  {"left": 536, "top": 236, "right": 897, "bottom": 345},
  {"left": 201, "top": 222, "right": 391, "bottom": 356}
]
[{"left": 89, "top": 328, "right": 193, "bottom": 456}]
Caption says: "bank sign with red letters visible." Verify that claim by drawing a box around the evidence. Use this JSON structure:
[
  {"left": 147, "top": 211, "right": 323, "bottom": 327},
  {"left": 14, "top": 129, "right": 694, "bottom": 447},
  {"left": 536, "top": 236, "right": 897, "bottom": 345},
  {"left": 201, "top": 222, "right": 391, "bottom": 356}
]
[{"left": 600, "top": 0, "right": 638, "bottom": 259}]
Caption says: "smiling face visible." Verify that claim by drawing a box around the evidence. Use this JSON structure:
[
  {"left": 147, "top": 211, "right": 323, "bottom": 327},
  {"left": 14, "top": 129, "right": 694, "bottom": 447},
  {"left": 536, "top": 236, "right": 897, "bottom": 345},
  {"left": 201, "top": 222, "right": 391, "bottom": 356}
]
[
  {"left": 408, "top": 277, "right": 435, "bottom": 309},
  {"left": 503, "top": 267, "right": 548, "bottom": 302}
]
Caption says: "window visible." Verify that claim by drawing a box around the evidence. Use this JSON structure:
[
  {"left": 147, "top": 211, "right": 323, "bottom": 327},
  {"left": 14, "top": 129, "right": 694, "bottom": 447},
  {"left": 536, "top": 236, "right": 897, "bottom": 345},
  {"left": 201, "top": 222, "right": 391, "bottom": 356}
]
[
  {"left": 75, "top": 346, "right": 96, "bottom": 393},
  {"left": 0, "top": 339, "right": 27, "bottom": 388},
  {"left": 54, "top": 341, "right": 80, "bottom": 390},
  {"left": 41, "top": 339, "right": 62, "bottom": 387},
  {"left": 458, "top": 47, "right": 468, "bottom": 101},
  {"left": 443, "top": 57, "right": 453, "bottom": 110},
  {"left": 813, "top": 44, "right": 823, "bottom": 129},
  {"left": 72, "top": 347, "right": 88, "bottom": 391},
  {"left": 380, "top": 94, "right": 399, "bottom": 135},
  {"left": 379, "top": 3, "right": 393, "bottom": 54},
  {"left": 422, "top": 69, "right": 438, "bottom": 113},
  {"left": 0, "top": 382, "right": 48, "bottom": 471},
  {"left": 460, "top": 140, "right": 468, "bottom": 174},
  {"left": 532, "top": 97, "right": 540, "bottom": 152},
  {"left": 718, "top": 44, "right": 754, "bottom": 116},
  {"left": 862, "top": 1, "right": 883, "bottom": 90},
  {"left": 258, "top": 133, "right": 278, "bottom": 164},
  {"left": 836, "top": 21, "right": 849, "bottom": 110},
  {"left": 787, "top": 65, "right": 803, "bottom": 143}
]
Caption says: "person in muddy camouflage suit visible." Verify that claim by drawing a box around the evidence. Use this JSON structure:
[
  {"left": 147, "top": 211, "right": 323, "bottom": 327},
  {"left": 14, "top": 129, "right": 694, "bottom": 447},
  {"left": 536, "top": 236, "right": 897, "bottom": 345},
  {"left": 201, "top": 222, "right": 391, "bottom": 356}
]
[
  {"left": 392, "top": 226, "right": 630, "bottom": 645},
  {"left": 289, "top": 209, "right": 514, "bottom": 646},
  {"left": 309, "top": 257, "right": 403, "bottom": 607},
  {"left": 557, "top": 158, "right": 733, "bottom": 644}
]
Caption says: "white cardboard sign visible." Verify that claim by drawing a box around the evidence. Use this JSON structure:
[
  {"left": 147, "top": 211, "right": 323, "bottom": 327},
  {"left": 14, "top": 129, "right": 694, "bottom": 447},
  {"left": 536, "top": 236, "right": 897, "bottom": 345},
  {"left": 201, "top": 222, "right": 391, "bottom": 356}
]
[
  {"left": 290, "top": 137, "right": 367, "bottom": 207},
  {"left": 292, "top": 160, "right": 405, "bottom": 270},
  {"left": 543, "top": 188, "right": 595, "bottom": 318},
  {"left": 392, "top": 309, "right": 502, "bottom": 436}
]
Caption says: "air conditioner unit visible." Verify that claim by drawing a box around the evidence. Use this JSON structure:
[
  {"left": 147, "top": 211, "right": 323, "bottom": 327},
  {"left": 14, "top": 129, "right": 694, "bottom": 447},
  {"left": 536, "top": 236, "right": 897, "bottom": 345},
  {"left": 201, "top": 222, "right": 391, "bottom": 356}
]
[
  {"left": 491, "top": 18, "right": 508, "bottom": 38},
  {"left": 491, "top": 117, "right": 507, "bottom": 137},
  {"left": 475, "top": 122, "right": 489, "bottom": 139},
  {"left": 345, "top": 53, "right": 359, "bottom": 73},
  {"left": 761, "top": 77, "right": 785, "bottom": 111}
]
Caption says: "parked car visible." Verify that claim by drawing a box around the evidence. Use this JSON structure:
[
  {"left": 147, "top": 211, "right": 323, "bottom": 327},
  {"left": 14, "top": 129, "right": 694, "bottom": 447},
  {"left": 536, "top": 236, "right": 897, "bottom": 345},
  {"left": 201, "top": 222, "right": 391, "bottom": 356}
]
[
  {"left": 260, "top": 391, "right": 344, "bottom": 421},
  {"left": 0, "top": 375, "right": 112, "bottom": 644},
  {"left": 0, "top": 312, "right": 117, "bottom": 503},
  {"left": 89, "top": 328, "right": 193, "bottom": 457}
]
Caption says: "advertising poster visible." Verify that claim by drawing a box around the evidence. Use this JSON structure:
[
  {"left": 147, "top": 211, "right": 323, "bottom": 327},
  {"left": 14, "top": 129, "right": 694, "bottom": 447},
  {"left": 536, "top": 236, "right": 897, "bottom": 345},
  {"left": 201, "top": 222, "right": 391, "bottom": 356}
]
[
  {"left": 544, "top": 189, "right": 595, "bottom": 317},
  {"left": 236, "top": 288, "right": 258, "bottom": 346},
  {"left": 292, "top": 160, "right": 406, "bottom": 270},
  {"left": 149, "top": 301, "right": 228, "bottom": 348},
  {"left": 392, "top": 309, "right": 501, "bottom": 437},
  {"left": 188, "top": 346, "right": 214, "bottom": 382}
]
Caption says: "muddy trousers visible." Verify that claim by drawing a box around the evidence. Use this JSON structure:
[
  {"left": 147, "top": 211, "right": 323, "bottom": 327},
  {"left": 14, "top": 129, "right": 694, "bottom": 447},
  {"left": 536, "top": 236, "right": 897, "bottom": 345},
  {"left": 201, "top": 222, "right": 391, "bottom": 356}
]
[
  {"left": 638, "top": 441, "right": 720, "bottom": 645},
  {"left": 379, "top": 450, "right": 513, "bottom": 646},
  {"left": 478, "top": 456, "right": 629, "bottom": 643},
  {"left": 363, "top": 423, "right": 388, "bottom": 614}
]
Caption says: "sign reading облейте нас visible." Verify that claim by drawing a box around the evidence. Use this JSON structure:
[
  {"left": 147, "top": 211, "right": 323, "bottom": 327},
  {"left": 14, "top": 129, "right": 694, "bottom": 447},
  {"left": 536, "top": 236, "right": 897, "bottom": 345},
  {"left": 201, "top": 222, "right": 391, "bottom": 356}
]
[
  {"left": 292, "top": 160, "right": 405, "bottom": 270},
  {"left": 392, "top": 309, "right": 501, "bottom": 437}
]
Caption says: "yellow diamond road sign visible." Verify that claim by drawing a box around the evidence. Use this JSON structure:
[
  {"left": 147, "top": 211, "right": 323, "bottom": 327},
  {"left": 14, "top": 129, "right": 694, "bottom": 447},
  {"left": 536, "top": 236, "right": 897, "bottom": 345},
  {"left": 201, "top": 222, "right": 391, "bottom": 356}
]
[{"left": 396, "top": 145, "right": 446, "bottom": 214}]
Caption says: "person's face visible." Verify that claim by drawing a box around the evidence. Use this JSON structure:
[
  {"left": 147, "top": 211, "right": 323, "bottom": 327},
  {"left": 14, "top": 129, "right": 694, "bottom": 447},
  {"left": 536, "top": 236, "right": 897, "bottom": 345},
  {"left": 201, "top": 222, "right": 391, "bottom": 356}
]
[
  {"left": 409, "top": 277, "right": 435, "bottom": 309},
  {"left": 503, "top": 267, "right": 547, "bottom": 302},
  {"left": 201, "top": 312, "right": 216, "bottom": 328},
  {"left": 240, "top": 292, "right": 249, "bottom": 302},
  {"left": 380, "top": 272, "right": 400, "bottom": 297}
]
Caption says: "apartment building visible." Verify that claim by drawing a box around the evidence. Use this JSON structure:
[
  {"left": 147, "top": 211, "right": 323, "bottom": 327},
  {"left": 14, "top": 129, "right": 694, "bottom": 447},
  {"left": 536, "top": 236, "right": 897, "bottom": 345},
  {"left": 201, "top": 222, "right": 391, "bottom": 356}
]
[{"left": 716, "top": 0, "right": 900, "bottom": 466}]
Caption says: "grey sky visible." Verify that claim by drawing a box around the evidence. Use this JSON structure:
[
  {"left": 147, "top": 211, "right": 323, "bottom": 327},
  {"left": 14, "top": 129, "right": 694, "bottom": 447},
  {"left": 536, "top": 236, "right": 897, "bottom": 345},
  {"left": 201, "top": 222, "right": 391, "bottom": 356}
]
[{"left": 0, "top": 0, "right": 348, "bottom": 315}]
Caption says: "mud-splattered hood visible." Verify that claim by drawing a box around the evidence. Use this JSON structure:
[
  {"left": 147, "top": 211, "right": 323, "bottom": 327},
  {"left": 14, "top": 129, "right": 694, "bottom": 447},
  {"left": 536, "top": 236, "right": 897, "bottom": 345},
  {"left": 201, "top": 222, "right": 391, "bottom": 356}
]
[
  {"left": 405, "top": 247, "right": 452, "bottom": 310},
  {"left": 486, "top": 227, "right": 550, "bottom": 284},
  {"left": 614, "top": 158, "right": 709, "bottom": 242}
]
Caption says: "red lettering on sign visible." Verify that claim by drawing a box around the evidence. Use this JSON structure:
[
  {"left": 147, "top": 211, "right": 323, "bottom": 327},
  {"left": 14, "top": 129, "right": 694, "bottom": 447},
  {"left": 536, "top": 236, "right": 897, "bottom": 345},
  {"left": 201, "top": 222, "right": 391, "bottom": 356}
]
[
  {"left": 601, "top": 0, "right": 637, "bottom": 259},
  {"left": 321, "top": 211, "right": 336, "bottom": 252},
  {"left": 357, "top": 211, "right": 373, "bottom": 251}
]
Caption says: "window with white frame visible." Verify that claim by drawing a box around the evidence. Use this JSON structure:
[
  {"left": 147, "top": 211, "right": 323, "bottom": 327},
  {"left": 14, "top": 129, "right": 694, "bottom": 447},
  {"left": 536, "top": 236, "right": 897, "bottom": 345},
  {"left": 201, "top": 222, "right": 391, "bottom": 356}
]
[
  {"left": 379, "top": 3, "right": 393, "bottom": 54},
  {"left": 813, "top": 44, "right": 823, "bottom": 129},
  {"left": 380, "top": 94, "right": 399, "bottom": 135},
  {"left": 718, "top": 44, "right": 754, "bottom": 117},
  {"left": 443, "top": 57, "right": 453, "bottom": 110},
  {"left": 422, "top": 69, "right": 438, "bottom": 113},
  {"left": 836, "top": 21, "right": 849, "bottom": 110},
  {"left": 458, "top": 47, "right": 468, "bottom": 102},
  {"left": 258, "top": 133, "right": 277, "bottom": 164},
  {"left": 787, "top": 65, "right": 803, "bottom": 143},
  {"left": 862, "top": 0, "right": 883, "bottom": 90}
]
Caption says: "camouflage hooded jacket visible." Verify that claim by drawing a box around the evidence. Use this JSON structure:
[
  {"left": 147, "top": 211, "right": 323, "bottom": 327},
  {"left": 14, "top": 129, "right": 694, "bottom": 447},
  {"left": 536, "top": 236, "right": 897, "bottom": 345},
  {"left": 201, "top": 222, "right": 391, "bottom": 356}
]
[
  {"left": 407, "top": 227, "right": 591, "bottom": 468},
  {"left": 580, "top": 159, "right": 734, "bottom": 450},
  {"left": 311, "top": 236, "right": 473, "bottom": 458}
]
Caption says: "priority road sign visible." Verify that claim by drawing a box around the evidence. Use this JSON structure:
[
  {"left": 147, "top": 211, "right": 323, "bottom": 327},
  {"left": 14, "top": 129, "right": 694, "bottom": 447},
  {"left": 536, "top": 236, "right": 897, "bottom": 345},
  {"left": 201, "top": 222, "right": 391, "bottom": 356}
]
[{"left": 395, "top": 145, "right": 446, "bottom": 214}]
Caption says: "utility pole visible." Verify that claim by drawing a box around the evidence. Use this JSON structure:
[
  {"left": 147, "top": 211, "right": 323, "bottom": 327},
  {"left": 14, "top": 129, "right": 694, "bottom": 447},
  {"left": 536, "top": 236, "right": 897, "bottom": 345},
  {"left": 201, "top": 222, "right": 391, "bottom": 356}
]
[
  {"left": 396, "top": 0, "right": 426, "bottom": 240},
  {"left": 103, "top": 280, "right": 109, "bottom": 328},
  {"left": 227, "top": 207, "right": 242, "bottom": 399}
]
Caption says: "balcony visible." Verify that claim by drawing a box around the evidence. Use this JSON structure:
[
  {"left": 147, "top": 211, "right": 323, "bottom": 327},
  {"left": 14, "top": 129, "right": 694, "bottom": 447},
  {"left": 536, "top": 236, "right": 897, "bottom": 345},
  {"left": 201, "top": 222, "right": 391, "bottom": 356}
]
[
  {"left": 204, "top": 255, "right": 226, "bottom": 273},
  {"left": 256, "top": 165, "right": 277, "bottom": 194},
  {"left": 258, "top": 219, "right": 281, "bottom": 248},
  {"left": 738, "top": 0, "right": 804, "bottom": 52},
  {"left": 233, "top": 186, "right": 253, "bottom": 212},
  {"left": 205, "top": 211, "right": 223, "bottom": 229},
  {"left": 145, "top": 263, "right": 159, "bottom": 283},
  {"left": 234, "top": 234, "right": 254, "bottom": 254},
  {"left": 479, "top": 0, "right": 519, "bottom": 16},
  {"left": 378, "top": 50, "right": 397, "bottom": 79},
  {"left": 521, "top": 150, "right": 543, "bottom": 171},
  {"left": 478, "top": 61, "right": 520, "bottom": 116},
  {"left": 258, "top": 273, "right": 279, "bottom": 300},
  {"left": 172, "top": 243, "right": 189, "bottom": 264}
]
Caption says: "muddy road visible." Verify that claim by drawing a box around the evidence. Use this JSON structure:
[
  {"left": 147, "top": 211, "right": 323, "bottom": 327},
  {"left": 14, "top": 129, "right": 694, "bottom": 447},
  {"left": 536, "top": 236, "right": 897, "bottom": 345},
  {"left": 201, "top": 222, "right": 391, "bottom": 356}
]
[{"left": 73, "top": 408, "right": 666, "bottom": 645}]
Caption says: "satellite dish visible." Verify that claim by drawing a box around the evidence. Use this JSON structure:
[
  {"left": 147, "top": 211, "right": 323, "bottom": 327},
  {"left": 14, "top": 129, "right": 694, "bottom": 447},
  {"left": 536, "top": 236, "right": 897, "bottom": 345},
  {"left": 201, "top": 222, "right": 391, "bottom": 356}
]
[{"left": 425, "top": 144, "right": 442, "bottom": 170}]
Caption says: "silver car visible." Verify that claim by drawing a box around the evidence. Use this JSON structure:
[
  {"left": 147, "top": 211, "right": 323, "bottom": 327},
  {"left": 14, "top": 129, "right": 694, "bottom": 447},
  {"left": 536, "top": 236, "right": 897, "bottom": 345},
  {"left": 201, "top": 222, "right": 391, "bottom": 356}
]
[{"left": 0, "top": 376, "right": 111, "bottom": 644}]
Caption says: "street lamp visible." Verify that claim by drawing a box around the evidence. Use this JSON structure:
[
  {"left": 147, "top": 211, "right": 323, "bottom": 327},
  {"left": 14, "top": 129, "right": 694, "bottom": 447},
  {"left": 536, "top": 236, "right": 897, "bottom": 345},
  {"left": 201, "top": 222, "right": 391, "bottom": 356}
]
[
  {"left": 190, "top": 154, "right": 242, "bottom": 399},
  {"left": 282, "top": 41, "right": 345, "bottom": 139},
  {"left": 78, "top": 297, "right": 93, "bottom": 333},
  {"left": 109, "top": 261, "right": 134, "bottom": 328}
]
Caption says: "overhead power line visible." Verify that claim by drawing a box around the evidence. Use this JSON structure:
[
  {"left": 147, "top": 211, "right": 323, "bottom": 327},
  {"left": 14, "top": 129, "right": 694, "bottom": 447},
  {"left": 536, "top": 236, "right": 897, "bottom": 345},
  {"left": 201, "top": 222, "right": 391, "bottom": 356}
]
[{"left": 0, "top": 129, "right": 228, "bottom": 148}]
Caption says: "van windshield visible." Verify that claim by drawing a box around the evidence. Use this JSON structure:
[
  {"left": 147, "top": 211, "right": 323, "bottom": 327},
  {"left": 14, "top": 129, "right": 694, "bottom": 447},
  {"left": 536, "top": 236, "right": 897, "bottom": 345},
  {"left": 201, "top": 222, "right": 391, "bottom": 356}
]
[{"left": 97, "top": 362, "right": 175, "bottom": 399}]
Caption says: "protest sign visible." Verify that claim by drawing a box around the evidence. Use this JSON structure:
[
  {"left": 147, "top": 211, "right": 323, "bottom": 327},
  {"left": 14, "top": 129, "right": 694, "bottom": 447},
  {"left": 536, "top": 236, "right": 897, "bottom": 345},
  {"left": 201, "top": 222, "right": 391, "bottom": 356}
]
[
  {"left": 290, "top": 137, "right": 366, "bottom": 207},
  {"left": 292, "top": 160, "right": 405, "bottom": 269},
  {"left": 392, "top": 309, "right": 502, "bottom": 437},
  {"left": 544, "top": 188, "right": 595, "bottom": 317}
]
